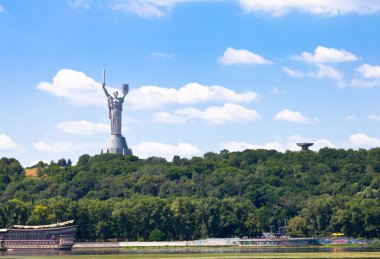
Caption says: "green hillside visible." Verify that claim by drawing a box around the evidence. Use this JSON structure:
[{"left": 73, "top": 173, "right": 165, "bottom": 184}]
[{"left": 1, "top": 148, "right": 380, "bottom": 241}]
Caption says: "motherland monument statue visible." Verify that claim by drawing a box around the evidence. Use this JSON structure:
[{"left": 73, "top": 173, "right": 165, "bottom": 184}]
[{"left": 101, "top": 70, "right": 132, "bottom": 155}]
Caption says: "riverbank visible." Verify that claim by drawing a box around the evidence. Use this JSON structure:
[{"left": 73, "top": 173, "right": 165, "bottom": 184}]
[
  {"left": 74, "top": 238, "right": 238, "bottom": 248},
  {"left": 73, "top": 237, "right": 371, "bottom": 249}
]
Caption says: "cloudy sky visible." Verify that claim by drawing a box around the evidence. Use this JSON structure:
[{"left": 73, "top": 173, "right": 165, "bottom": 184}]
[{"left": 1, "top": 0, "right": 380, "bottom": 166}]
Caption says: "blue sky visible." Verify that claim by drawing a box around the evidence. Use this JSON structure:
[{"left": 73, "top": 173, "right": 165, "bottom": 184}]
[{"left": 1, "top": 0, "right": 380, "bottom": 166}]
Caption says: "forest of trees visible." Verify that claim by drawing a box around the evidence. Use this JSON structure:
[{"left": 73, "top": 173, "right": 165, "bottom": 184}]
[{"left": 0, "top": 148, "right": 380, "bottom": 241}]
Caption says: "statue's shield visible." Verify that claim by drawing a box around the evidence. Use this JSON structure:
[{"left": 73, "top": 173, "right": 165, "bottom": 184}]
[{"left": 122, "top": 84, "right": 129, "bottom": 96}]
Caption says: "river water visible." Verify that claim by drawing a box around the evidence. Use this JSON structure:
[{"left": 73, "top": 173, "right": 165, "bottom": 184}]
[{"left": 1, "top": 246, "right": 380, "bottom": 258}]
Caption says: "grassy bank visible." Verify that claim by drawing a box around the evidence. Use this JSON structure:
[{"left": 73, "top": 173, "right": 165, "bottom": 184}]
[{"left": 112, "top": 244, "right": 365, "bottom": 249}]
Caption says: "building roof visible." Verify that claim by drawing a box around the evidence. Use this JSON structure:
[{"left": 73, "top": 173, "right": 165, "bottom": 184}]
[{"left": 11, "top": 220, "right": 74, "bottom": 229}]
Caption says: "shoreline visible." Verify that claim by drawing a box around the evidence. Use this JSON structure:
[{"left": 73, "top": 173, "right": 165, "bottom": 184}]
[
  {"left": 73, "top": 237, "right": 374, "bottom": 249},
  {"left": 73, "top": 241, "right": 369, "bottom": 250},
  {"left": 2, "top": 243, "right": 380, "bottom": 259}
]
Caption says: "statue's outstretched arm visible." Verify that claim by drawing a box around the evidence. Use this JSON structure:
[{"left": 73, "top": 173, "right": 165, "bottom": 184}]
[{"left": 102, "top": 83, "right": 110, "bottom": 97}]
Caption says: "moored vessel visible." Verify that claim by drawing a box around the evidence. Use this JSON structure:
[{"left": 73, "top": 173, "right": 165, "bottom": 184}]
[
  {"left": 238, "top": 237, "right": 319, "bottom": 246},
  {"left": 238, "top": 232, "right": 319, "bottom": 246},
  {"left": 0, "top": 220, "right": 77, "bottom": 250}
]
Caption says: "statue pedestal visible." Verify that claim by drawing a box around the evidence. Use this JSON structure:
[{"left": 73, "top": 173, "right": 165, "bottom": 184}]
[{"left": 102, "top": 134, "right": 132, "bottom": 155}]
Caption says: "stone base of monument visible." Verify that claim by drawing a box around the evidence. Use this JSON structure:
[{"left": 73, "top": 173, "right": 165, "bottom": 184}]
[{"left": 102, "top": 134, "right": 132, "bottom": 155}]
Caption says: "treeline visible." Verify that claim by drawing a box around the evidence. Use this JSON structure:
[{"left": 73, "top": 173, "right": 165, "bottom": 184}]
[
  {"left": 1, "top": 196, "right": 260, "bottom": 241},
  {"left": 0, "top": 148, "right": 380, "bottom": 240}
]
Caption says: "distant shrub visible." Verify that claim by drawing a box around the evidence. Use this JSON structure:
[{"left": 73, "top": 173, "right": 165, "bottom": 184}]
[{"left": 149, "top": 228, "right": 166, "bottom": 241}]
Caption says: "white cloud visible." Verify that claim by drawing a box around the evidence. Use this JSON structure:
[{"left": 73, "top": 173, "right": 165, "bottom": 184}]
[
  {"left": 0, "top": 134, "right": 21, "bottom": 151},
  {"left": 33, "top": 141, "right": 72, "bottom": 153},
  {"left": 154, "top": 103, "right": 261, "bottom": 124},
  {"left": 57, "top": 120, "right": 109, "bottom": 135},
  {"left": 220, "top": 136, "right": 335, "bottom": 153},
  {"left": 285, "top": 134, "right": 307, "bottom": 151},
  {"left": 369, "top": 114, "right": 380, "bottom": 121},
  {"left": 238, "top": 0, "right": 380, "bottom": 16},
  {"left": 270, "top": 86, "right": 285, "bottom": 95},
  {"left": 351, "top": 79, "right": 380, "bottom": 88},
  {"left": 282, "top": 66, "right": 304, "bottom": 77},
  {"left": 33, "top": 140, "right": 100, "bottom": 153},
  {"left": 351, "top": 64, "right": 380, "bottom": 88},
  {"left": 109, "top": 0, "right": 194, "bottom": 18},
  {"left": 128, "top": 82, "right": 258, "bottom": 109},
  {"left": 220, "top": 141, "right": 285, "bottom": 152},
  {"left": 294, "top": 46, "right": 358, "bottom": 64},
  {"left": 283, "top": 64, "right": 343, "bottom": 82},
  {"left": 270, "top": 87, "right": 279, "bottom": 94},
  {"left": 132, "top": 142, "right": 201, "bottom": 160},
  {"left": 349, "top": 133, "right": 380, "bottom": 147},
  {"left": 28, "top": 160, "right": 50, "bottom": 167},
  {"left": 68, "top": 0, "right": 92, "bottom": 9},
  {"left": 313, "top": 64, "right": 343, "bottom": 81},
  {"left": 152, "top": 112, "right": 187, "bottom": 123},
  {"left": 345, "top": 115, "right": 358, "bottom": 121},
  {"left": 176, "top": 104, "right": 261, "bottom": 124},
  {"left": 274, "top": 109, "right": 310, "bottom": 124},
  {"left": 357, "top": 64, "right": 380, "bottom": 79},
  {"left": 219, "top": 47, "right": 272, "bottom": 65},
  {"left": 312, "top": 139, "right": 336, "bottom": 150},
  {"left": 285, "top": 135, "right": 335, "bottom": 151},
  {"left": 37, "top": 69, "right": 107, "bottom": 106},
  {"left": 38, "top": 69, "right": 257, "bottom": 109}
]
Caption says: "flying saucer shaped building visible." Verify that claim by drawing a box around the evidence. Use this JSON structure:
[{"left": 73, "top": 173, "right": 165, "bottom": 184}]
[{"left": 296, "top": 142, "right": 314, "bottom": 151}]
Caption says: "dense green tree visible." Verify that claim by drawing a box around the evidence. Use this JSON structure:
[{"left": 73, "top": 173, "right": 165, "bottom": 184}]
[
  {"left": 149, "top": 228, "right": 166, "bottom": 241},
  {"left": 1, "top": 198, "right": 30, "bottom": 226},
  {"left": 28, "top": 204, "right": 50, "bottom": 225},
  {"left": 287, "top": 216, "right": 308, "bottom": 237},
  {"left": 1, "top": 147, "right": 380, "bottom": 240}
]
